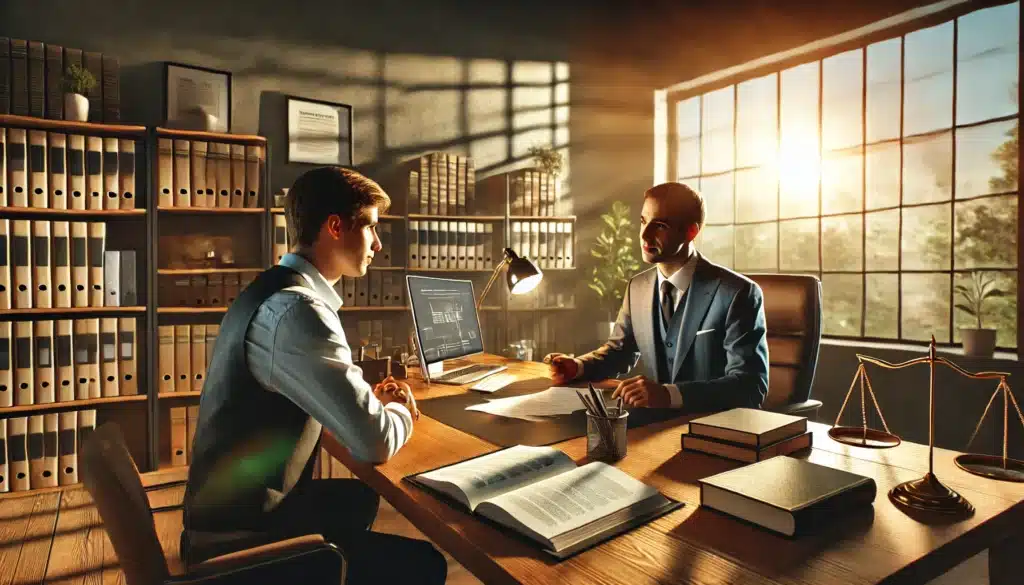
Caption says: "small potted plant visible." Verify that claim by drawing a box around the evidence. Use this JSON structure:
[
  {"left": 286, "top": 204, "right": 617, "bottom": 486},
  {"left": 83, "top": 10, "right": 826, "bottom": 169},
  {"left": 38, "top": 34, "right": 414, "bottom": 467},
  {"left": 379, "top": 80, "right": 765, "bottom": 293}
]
[
  {"left": 588, "top": 200, "right": 640, "bottom": 339},
  {"left": 956, "top": 270, "right": 1004, "bottom": 357},
  {"left": 527, "top": 145, "right": 564, "bottom": 177},
  {"left": 63, "top": 64, "right": 95, "bottom": 122}
]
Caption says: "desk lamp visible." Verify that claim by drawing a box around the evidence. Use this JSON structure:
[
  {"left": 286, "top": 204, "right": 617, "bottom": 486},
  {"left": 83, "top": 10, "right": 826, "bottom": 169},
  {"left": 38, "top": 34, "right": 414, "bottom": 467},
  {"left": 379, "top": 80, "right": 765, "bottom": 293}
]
[{"left": 476, "top": 247, "right": 543, "bottom": 311}]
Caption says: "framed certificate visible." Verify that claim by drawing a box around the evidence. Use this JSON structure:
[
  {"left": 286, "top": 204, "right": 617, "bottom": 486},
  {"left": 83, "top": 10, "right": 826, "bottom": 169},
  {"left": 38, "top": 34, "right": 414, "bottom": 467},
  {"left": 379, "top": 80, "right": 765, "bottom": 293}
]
[
  {"left": 163, "top": 62, "right": 231, "bottom": 132},
  {"left": 286, "top": 95, "right": 353, "bottom": 166}
]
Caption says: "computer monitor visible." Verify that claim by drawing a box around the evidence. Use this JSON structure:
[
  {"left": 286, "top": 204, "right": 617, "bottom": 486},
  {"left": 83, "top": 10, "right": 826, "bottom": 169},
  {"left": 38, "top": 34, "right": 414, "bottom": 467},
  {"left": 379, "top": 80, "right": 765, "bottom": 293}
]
[{"left": 407, "top": 275, "right": 485, "bottom": 375}]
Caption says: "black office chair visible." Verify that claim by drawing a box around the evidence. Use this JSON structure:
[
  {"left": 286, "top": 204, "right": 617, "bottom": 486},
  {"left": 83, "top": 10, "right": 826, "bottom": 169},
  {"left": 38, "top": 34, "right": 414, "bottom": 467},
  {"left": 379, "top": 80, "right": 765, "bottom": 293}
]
[{"left": 747, "top": 273, "right": 824, "bottom": 417}]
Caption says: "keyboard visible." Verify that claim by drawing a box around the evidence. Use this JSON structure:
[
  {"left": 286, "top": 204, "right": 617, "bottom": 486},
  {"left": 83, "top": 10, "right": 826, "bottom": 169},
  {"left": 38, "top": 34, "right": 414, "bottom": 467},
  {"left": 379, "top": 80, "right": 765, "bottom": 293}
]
[
  {"left": 470, "top": 373, "right": 518, "bottom": 392},
  {"left": 432, "top": 363, "right": 508, "bottom": 384}
]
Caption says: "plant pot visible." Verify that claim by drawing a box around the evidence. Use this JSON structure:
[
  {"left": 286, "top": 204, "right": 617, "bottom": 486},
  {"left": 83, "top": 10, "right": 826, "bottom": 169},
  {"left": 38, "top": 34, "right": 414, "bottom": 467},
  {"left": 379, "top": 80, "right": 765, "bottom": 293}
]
[
  {"left": 961, "top": 328, "right": 996, "bottom": 358},
  {"left": 64, "top": 93, "right": 89, "bottom": 122}
]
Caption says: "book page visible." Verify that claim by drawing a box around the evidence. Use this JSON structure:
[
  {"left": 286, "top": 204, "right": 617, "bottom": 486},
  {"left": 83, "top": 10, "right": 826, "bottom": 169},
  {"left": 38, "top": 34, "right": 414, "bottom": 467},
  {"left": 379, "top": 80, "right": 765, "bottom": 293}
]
[
  {"left": 414, "top": 445, "right": 577, "bottom": 510},
  {"left": 477, "top": 462, "right": 661, "bottom": 544}
]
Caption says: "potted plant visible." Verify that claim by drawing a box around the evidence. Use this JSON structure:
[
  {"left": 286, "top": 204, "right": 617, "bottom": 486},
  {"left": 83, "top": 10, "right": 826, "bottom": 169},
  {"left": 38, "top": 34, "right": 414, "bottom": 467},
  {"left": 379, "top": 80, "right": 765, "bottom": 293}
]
[
  {"left": 588, "top": 200, "right": 640, "bottom": 339},
  {"left": 956, "top": 270, "right": 1005, "bottom": 357},
  {"left": 63, "top": 64, "right": 95, "bottom": 122},
  {"left": 527, "top": 145, "right": 564, "bottom": 177}
]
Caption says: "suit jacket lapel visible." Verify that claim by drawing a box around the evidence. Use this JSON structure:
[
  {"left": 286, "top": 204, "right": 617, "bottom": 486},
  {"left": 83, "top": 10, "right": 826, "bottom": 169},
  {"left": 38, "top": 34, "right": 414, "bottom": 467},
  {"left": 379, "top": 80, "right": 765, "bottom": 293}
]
[
  {"left": 672, "top": 254, "right": 720, "bottom": 381},
  {"left": 631, "top": 268, "right": 657, "bottom": 377}
]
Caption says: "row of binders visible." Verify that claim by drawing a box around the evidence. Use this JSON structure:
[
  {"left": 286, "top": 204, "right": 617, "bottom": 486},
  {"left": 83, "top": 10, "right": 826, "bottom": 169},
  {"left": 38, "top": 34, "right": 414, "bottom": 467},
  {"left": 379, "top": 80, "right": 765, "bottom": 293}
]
[
  {"left": 0, "top": 219, "right": 136, "bottom": 309},
  {"left": 402, "top": 152, "right": 477, "bottom": 215},
  {"left": 158, "top": 273, "right": 253, "bottom": 308},
  {"left": 156, "top": 138, "right": 264, "bottom": 208},
  {"left": 1, "top": 128, "right": 137, "bottom": 209},
  {"left": 510, "top": 221, "right": 575, "bottom": 269},
  {"left": 158, "top": 324, "right": 219, "bottom": 394},
  {"left": 1, "top": 317, "right": 139, "bottom": 407},
  {"left": 336, "top": 272, "right": 405, "bottom": 307},
  {"left": 0, "top": 411, "right": 96, "bottom": 492},
  {"left": 507, "top": 169, "right": 562, "bottom": 217},
  {"left": 407, "top": 220, "right": 497, "bottom": 270},
  {"left": 271, "top": 215, "right": 397, "bottom": 267}
]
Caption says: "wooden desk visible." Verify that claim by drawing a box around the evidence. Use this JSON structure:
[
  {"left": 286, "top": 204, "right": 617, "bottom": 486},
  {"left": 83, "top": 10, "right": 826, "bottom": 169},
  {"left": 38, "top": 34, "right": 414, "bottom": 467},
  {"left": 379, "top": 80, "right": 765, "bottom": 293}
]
[{"left": 326, "top": 354, "right": 1024, "bottom": 585}]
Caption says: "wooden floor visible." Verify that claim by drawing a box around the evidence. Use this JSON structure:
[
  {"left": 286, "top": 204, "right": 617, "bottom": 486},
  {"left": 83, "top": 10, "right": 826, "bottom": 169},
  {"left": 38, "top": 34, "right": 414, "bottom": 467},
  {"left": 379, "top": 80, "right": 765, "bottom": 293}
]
[{"left": 0, "top": 465, "right": 988, "bottom": 585}]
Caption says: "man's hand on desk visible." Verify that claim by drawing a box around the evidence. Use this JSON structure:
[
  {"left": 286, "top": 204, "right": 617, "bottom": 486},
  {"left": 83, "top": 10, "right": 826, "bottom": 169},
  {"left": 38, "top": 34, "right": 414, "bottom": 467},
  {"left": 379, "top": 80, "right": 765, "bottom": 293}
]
[
  {"left": 612, "top": 375, "right": 671, "bottom": 408},
  {"left": 543, "top": 353, "right": 578, "bottom": 385},
  {"left": 373, "top": 376, "right": 420, "bottom": 420}
]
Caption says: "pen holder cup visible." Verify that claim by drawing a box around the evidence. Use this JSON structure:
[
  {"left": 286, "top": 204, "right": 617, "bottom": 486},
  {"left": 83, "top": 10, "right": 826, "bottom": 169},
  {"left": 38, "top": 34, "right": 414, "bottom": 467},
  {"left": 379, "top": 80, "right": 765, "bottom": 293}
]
[{"left": 586, "top": 409, "right": 628, "bottom": 462}]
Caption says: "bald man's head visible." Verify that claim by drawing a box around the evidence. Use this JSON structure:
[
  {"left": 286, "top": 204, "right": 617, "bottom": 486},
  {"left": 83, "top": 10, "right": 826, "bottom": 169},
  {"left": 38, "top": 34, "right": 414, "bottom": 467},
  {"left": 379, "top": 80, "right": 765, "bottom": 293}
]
[
  {"left": 639, "top": 182, "right": 705, "bottom": 266},
  {"left": 643, "top": 182, "right": 705, "bottom": 234}
]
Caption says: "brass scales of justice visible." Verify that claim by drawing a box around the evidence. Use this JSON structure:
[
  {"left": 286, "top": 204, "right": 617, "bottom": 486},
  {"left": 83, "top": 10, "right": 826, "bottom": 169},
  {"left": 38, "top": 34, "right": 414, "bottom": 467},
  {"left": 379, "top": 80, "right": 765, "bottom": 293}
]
[{"left": 829, "top": 336, "right": 1024, "bottom": 518}]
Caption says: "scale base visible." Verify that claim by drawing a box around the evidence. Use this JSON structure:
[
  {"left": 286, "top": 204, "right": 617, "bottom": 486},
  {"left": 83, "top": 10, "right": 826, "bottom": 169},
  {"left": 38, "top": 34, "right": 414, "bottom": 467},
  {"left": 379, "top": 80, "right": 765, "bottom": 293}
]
[
  {"left": 889, "top": 472, "right": 974, "bottom": 518},
  {"left": 828, "top": 426, "right": 901, "bottom": 449},
  {"left": 954, "top": 454, "right": 1024, "bottom": 483}
]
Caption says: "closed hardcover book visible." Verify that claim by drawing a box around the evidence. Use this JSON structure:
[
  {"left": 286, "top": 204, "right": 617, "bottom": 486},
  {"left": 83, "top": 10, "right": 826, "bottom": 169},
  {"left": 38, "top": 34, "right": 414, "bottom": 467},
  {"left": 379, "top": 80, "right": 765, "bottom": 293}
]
[
  {"left": 681, "top": 429, "right": 813, "bottom": 463},
  {"left": 699, "top": 455, "right": 876, "bottom": 537},
  {"left": 688, "top": 407, "right": 806, "bottom": 448}
]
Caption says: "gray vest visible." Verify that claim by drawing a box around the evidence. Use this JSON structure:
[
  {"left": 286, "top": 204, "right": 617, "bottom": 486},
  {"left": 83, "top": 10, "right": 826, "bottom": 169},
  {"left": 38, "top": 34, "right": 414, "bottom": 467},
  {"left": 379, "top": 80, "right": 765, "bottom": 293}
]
[{"left": 654, "top": 285, "right": 687, "bottom": 384}]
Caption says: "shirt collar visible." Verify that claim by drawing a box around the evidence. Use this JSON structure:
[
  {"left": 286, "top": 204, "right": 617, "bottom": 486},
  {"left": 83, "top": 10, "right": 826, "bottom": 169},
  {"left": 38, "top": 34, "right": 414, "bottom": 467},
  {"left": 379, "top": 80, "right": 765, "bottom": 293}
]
[
  {"left": 279, "top": 253, "right": 344, "bottom": 312},
  {"left": 656, "top": 247, "right": 699, "bottom": 295}
]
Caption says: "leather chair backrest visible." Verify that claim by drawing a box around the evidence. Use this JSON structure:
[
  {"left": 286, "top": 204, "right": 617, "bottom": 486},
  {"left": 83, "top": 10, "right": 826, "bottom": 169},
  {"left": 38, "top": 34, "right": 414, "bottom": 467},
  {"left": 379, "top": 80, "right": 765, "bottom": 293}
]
[
  {"left": 80, "top": 423, "right": 171, "bottom": 585},
  {"left": 746, "top": 273, "right": 823, "bottom": 410}
]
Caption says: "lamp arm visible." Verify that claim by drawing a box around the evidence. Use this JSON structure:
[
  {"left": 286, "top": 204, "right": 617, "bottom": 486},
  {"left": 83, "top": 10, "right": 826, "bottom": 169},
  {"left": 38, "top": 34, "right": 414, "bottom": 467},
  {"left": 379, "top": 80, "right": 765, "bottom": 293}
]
[{"left": 476, "top": 252, "right": 512, "bottom": 311}]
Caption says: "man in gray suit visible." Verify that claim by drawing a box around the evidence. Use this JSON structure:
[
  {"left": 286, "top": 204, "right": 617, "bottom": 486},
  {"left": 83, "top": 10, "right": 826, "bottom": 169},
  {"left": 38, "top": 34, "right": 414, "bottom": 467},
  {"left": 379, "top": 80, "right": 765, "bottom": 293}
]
[{"left": 547, "top": 182, "right": 769, "bottom": 412}]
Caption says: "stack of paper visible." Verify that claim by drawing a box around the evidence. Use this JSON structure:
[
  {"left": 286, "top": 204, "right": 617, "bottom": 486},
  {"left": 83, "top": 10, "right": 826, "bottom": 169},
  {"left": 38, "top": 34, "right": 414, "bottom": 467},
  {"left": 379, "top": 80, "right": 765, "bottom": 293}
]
[{"left": 465, "top": 387, "right": 614, "bottom": 422}]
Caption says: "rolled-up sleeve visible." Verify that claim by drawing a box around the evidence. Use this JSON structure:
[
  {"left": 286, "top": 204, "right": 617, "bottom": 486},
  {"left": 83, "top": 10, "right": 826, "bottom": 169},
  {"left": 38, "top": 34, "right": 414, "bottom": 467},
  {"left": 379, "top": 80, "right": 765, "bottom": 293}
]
[{"left": 255, "top": 297, "right": 413, "bottom": 464}]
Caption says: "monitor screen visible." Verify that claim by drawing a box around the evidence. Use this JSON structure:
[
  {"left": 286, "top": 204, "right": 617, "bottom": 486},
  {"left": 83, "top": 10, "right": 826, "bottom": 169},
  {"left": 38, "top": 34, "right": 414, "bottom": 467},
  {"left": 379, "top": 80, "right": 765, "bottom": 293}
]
[{"left": 407, "top": 275, "right": 484, "bottom": 365}]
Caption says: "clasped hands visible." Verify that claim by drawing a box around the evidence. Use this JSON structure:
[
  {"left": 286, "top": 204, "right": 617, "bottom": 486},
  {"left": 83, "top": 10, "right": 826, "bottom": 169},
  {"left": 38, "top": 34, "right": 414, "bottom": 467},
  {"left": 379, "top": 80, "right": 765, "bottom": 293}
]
[
  {"left": 544, "top": 353, "right": 671, "bottom": 408},
  {"left": 373, "top": 375, "right": 420, "bottom": 420}
]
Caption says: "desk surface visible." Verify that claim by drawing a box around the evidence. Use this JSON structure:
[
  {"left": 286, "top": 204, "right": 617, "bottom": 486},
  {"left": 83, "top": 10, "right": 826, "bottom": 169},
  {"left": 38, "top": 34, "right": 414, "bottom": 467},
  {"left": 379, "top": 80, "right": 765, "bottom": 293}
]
[{"left": 326, "top": 354, "right": 1024, "bottom": 585}]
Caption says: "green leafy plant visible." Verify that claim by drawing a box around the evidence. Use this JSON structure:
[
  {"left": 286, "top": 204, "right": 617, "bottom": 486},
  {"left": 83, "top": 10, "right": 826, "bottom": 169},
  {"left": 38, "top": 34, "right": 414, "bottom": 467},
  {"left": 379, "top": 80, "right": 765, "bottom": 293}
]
[
  {"left": 63, "top": 64, "right": 96, "bottom": 95},
  {"left": 588, "top": 201, "right": 640, "bottom": 318},
  {"left": 955, "top": 270, "right": 1005, "bottom": 329},
  {"left": 527, "top": 146, "right": 563, "bottom": 177}
]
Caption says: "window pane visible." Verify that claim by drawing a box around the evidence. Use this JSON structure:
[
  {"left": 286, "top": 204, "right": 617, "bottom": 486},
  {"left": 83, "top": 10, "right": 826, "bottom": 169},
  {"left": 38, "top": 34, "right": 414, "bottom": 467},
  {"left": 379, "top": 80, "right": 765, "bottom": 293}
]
[
  {"left": 904, "top": 21, "right": 953, "bottom": 135},
  {"left": 867, "top": 38, "right": 902, "bottom": 143},
  {"left": 956, "top": 119, "right": 1018, "bottom": 198},
  {"left": 903, "top": 131, "right": 952, "bottom": 204},
  {"left": 823, "top": 274, "right": 863, "bottom": 336},
  {"left": 866, "top": 209, "right": 900, "bottom": 270},
  {"left": 953, "top": 270, "right": 1017, "bottom": 348},
  {"left": 779, "top": 218, "right": 819, "bottom": 271},
  {"left": 735, "top": 166, "right": 778, "bottom": 223},
  {"left": 901, "top": 272, "right": 951, "bottom": 342},
  {"left": 956, "top": 3, "right": 1019, "bottom": 125},
  {"left": 955, "top": 195, "right": 1018, "bottom": 269},
  {"left": 822, "top": 146, "right": 864, "bottom": 215},
  {"left": 736, "top": 73, "right": 778, "bottom": 168},
  {"left": 699, "top": 225, "right": 734, "bottom": 268},
  {"left": 734, "top": 224, "right": 778, "bottom": 271},
  {"left": 865, "top": 273, "right": 899, "bottom": 338},
  {"left": 676, "top": 137, "right": 700, "bottom": 179},
  {"left": 902, "top": 203, "right": 951, "bottom": 270},
  {"left": 702, "top": 86, "right": 735, "bottom": 174},
  {"left": 779, "top": 61, "right": 820, "bottom": 219},
  {"left": 822, "top": 214, "right": 864, "bottom": 271},
  {"left": 700, "top": 172, "right": 734, "bottom": 224},
  {"left": 823, "top": 49, "right": 864, "bottom": 151},
  {"left": 676, "top": 96, "right": 701, "bottom": 138},
  {"left": 866, "top": 140, "right": 901, "bottom": 210}
]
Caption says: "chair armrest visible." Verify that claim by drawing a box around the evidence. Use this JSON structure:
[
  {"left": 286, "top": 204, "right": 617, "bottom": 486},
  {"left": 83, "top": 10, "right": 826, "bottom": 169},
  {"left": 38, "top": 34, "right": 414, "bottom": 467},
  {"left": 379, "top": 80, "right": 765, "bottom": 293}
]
[
  {"left": 772, "top": 399, "right": 823, "bottom": 417},
  {"left": 169, "top": 536, "right": 345, "bottom": 585}
]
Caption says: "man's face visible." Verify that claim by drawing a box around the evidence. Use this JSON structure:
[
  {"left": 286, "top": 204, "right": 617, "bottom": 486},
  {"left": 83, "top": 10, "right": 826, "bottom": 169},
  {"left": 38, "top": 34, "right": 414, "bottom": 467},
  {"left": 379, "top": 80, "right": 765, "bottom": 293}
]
[
  {"left": 334, "top": 206, "right": 382, "bottom": 277},
  {"left": 639, "top": 195, "right": 691, "bottom": 264}
]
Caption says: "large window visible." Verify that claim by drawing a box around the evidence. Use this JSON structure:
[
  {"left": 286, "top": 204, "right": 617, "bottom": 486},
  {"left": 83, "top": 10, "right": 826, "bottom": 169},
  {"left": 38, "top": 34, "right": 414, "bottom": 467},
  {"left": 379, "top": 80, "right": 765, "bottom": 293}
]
[{"left": 669, "top": 2, "right": 1020, "bottom": 348}]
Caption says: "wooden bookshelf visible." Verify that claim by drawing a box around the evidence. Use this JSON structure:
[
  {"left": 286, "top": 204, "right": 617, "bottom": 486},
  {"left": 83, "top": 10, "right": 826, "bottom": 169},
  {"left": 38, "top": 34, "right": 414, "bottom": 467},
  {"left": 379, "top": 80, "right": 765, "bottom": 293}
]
[
  {"left": 407, "top": 214, "right": 504, "bottom": 221},
  {"left": 0, "top": 113, "right": 146, "bottom": 135},
  {"left": 154, "top": 126, "right": 267, "bottom": 144},
  {"left": 339, "top": 306, "right": 407, "bottom": 312},
  {"left": 157, "top": 268, "right": 263, "bottom": 275},
  {"left": 158, "top": 391, "right": 202, "bottom": 400},
  {"left": 158, "top": 207, "right": 264, "bottom": 214},
  {"left": 508, "top": 215, "right": 576, "bottom": 221},
  {"left": 0, "top": 306, "right": 146, "bottom": 316},
  {"left": 0, "top": 395, "right": 148, "bottom": 418},
  {"left": 157, "top": 307, "right": 228, "bottom": 314},
  {"left": 408, "top": 268, "right": 494, "bottom": 273},
  {"left": 368, "top": 266, "right": 406, "bottom": 271},
  {"left": 0, "top": 206, "right": 147, "bottom": 217}
]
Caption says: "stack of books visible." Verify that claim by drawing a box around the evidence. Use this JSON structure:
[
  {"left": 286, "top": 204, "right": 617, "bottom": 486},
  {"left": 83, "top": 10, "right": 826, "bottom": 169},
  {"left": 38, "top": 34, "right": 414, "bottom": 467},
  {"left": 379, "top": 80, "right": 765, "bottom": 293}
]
[{"left": 680, "top": 408, "right": 812, "bottom": 463}]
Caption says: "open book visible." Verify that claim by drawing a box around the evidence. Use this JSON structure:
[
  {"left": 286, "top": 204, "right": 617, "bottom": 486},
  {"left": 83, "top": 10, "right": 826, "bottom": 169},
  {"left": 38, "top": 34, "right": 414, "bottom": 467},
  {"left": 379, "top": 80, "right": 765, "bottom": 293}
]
[{"left": 405, "top": 445, "right": 682, "bottom": 559}]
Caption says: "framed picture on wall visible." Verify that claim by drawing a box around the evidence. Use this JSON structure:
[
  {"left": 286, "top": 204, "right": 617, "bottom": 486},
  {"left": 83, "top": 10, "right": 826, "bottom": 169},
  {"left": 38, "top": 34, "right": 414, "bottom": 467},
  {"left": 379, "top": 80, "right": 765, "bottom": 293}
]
[
  {"left": 286, "top": 95, "right": 353, "bottom": 166},
  {"left": 163, "top": 62, "right": 231, "bottom": 132}
]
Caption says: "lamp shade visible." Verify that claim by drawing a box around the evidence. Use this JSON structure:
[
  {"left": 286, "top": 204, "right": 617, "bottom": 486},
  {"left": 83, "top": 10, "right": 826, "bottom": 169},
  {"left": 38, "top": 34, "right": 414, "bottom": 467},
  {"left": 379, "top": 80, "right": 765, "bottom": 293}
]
[{"left": 505, "top": 248, "right": 543, "bottom": 294}]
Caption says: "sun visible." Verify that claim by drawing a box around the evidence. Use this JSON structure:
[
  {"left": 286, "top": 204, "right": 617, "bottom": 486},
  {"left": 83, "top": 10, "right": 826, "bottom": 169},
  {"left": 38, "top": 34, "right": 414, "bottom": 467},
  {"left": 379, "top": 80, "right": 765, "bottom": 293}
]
[{"left": 773, "top": 132, "right": 821, "bottom": 199}]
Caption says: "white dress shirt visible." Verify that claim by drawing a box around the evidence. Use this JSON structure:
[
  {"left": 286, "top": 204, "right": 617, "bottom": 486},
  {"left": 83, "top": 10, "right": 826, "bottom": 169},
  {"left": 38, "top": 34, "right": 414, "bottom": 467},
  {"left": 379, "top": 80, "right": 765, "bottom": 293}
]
[
  {"left": 244, "top": 253, "right": 414, "bottom": 464},
  {"left": 573, "top": 248, "right": 699, "bottom": 408}
]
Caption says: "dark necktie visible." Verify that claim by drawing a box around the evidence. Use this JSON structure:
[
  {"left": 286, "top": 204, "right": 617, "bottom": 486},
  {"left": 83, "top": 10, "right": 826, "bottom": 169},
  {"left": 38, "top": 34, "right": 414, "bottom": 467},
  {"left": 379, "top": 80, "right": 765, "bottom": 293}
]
[{"left": 661, "top": 280, "right": 675, "bottom": 327}]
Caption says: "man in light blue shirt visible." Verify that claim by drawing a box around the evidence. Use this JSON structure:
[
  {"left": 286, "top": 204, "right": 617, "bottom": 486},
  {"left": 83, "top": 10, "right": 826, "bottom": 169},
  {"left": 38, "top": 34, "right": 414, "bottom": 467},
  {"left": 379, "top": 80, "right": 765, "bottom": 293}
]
[{"left": 183, "top": 167, "right": 446, "bottom": 584}]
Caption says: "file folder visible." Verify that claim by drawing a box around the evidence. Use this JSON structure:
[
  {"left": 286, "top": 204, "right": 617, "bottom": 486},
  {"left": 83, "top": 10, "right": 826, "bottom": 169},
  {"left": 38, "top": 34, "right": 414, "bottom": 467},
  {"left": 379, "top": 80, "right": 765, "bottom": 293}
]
[
  {"left": 85, "top": 135, "right": 103, "bottom": 210},
  {"left": 33, "top": 319, "right": 54, "bottom": 404},
  {"left": 47, "top": 132, "right": 67, "bottom": 210},
  {"left": 7, "top": 128, "right": 27, "bottom": 207},
  {"left": 68, "top": 134, "right": 86, "bottom": 209},
  {"left": 27, "top": 130, "right": 47, "bottom": 208},
  {"left": 11, "top": 219, "right": 31, "bottom": 308},
  {"left": 71, "top": 221, "right": 88, "bottom": 307},
  {"left": 57, "top": 411, "right": 77, "bottom": 485},
  {"left": 88, "top": 222, "right": 105, "bottom": 306},
  {"left": 8, "top": 417, "right": 29, "bottom": 491},
  {"left": 100, "top": 317, "right": 119, "bottom": 397},
  {"left": 32, "top": 220, "right": 51, "bottom": 308},
  {"left": 0, "top": 219, "right": 10, "bottom": 309},
  {"left": 118, "top": 138, "right": 135, "bottom": 209},
  {"left": 55, "top": 319, "right": 74, "bottom": 402},
  {"left": 13, "top": 320, "right": 33, "bottom": 406},
  {"left": 118, "top": 317, "right": 138, "bottom": 395},
  {"left": 52, "top": 221, "right": 71, "bottom": 307},
  {"left": 0, "top": 322, "right": 11, "bottom": 407}
]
